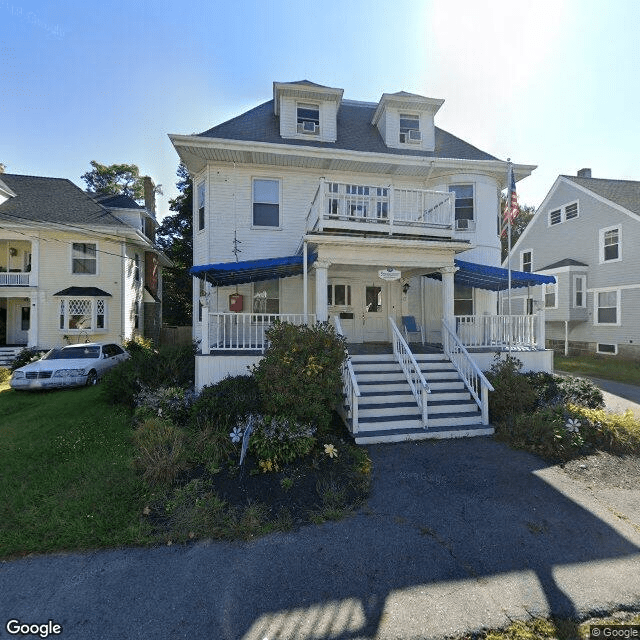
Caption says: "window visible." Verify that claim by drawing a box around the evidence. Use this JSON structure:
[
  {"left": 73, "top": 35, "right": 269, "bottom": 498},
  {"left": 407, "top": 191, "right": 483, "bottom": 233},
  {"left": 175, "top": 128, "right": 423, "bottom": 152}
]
[
  {"left": 545, "top": 283, "right": 557, "bottom": 309},
  {"left": 454, "top": 284, "right": 474, "bottom": 316},
  {"left": 297, "top": 103, "right": 319, "bottom": 134},
  {"left": 365, "top": 286, "right": 383, "bottom": 312},
  {"left": 134, "top": 254, "right": 140, "bottom": 283},
  {"left": 253, "top": 179, "right": 280, "bottom": 227},
  {"left": 573, "top": 275, "right": 586, "bottom": 308},
  {"left": 595, "top": 289, "right": 619, "bottom": 325},
  {"left": 253, "top": 279, "right": 279, "bottom": 313},
  {"left": 597, "top": 343, "right": 617, "bottom": 355},
  {"left": 21, "top": 306, "right": 30, "bottom": 331},
  {"left": 197, "top": 181, "right": 205, "bottom": 231},
  {"left": 549, "top": 201, "right": 579, "bottom": 226},
  {"left": 134, "top": 301, "right": 140, "bottom": 329},
  {"left": 72, "top": 243, "right": 96, "bottom": 274},
  {"left": 59, "top": 298, "right": 107, "bottom": 331},
  {"left": 449, "top": 185, "right": 474, "bottom": 230},
  {"left": 327, "top": 284, "right": 351, "bottom": 307},
  {"left": 600, "top": 226, "right": 621, "bottom": 263},
  {"left": 521, "top": 250, "right": 532, "bottom": 273},
  {"left": 399, "top": 114, "right": 420, "bottom": 143}
]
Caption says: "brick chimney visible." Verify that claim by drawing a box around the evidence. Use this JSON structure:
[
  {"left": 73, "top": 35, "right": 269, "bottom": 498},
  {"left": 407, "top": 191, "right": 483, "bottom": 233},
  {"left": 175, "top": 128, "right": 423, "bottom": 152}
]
[
  {"left": 577, "top": 168, "right": 592, "bottom": 178},
  {"left": 143, "top": 176, "right": 156, "bottom": 216}
]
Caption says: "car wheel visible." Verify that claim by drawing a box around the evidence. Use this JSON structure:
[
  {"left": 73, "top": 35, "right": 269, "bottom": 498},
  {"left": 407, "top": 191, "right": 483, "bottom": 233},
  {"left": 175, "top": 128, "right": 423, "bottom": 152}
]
[{"left": 86, "top": 370, "right": 98, "bottom": 386}]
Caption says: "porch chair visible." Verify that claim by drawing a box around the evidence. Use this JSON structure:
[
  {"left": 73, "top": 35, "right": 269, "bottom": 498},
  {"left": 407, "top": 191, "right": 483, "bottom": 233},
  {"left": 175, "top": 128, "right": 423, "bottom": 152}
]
[{"left": 401, "top": 316, "right": 424, "bottom": 345}]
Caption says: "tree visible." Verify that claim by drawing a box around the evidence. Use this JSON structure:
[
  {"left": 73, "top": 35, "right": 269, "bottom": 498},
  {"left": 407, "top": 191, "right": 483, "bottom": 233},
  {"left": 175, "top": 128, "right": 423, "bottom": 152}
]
[
  {"left": 500, "top": 198, "right": 536, "bottom": 263},
  {"left": 156, "top": 163, "right": 193, "bottom": 326},
  {"left": 81, "top": 161, "right": 151, "bottom": 201}
]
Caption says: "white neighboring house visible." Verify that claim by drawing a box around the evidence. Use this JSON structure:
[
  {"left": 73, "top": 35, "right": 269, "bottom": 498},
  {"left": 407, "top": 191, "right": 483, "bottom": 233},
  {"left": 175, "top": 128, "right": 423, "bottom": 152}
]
[
  {"left": 0, "top": 172, "right": 170, "bottom": 365},
  {"left": 506, "top": 168, "right": 640, "bottom": 360},
  {"left": 170, "top": 80, "right": 554, "bottom": 443}
]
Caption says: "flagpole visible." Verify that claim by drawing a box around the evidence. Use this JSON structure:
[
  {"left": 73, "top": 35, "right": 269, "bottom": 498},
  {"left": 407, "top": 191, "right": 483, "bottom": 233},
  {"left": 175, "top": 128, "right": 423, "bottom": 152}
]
[{"left": 507, "top": 159, "right": 512, "bottom": 356}]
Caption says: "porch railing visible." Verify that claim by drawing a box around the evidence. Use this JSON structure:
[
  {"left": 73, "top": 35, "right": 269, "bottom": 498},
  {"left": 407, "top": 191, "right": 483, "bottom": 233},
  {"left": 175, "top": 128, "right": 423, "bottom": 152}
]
[
  {"left": 202, "top": 312, "right": 316, "bottom": 354},
  {"left": 307, "top": 179, "right": 454, "bottom": 235},
  {"left": 0, "top": 272, "right": 31, "bottom": 286},
  {"left": 334, "top": 316, "right": 361, "bottom": 434},
  {"left": 389, "top": 317, "right": 430, "bottom": 427},
  {"left": 442, "top": 320, "right": 494, "bottom": 425},
  {"left": 455, "top": 314, "right": 539, "bottom": 350}
]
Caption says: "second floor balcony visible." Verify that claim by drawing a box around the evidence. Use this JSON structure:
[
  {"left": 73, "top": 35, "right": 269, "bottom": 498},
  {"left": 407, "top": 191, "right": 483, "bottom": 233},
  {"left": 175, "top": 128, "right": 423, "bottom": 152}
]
[
  {"left": 306, "top": 179, "right": 460, "bottom": 238},
  {"left": 0, "top": 239, "right": 35, "bottom": 287}
]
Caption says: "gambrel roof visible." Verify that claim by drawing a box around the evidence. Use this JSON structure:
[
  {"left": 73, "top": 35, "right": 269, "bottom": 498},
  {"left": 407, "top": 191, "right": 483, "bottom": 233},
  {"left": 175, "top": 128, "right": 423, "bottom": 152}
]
[
  {"left": 562, "top": 176, "right": 640, "bottom": 216},
  {"left": 198, "top": 100, "right": 499, "bottom": 162},
  {"left": 0, "top": 174, "right": 123, "bottom": 226}
]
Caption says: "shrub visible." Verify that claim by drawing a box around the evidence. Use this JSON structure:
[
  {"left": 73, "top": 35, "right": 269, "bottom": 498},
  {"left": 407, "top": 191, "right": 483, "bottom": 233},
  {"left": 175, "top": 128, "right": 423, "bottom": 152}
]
[
  {"left": 132, "top": 418, "right": 188, "bottom": 486},
  {"left": 134, "top": 385, "right": 197, "bottom": 427},
  {"left": 0, "top": 368, "right": 10, "bottom": 384},
  {"left": 123, "top": 335, "right": 155, "bottom": 355},
  {"left": 190, "top": 375, "right": 261, "bottom": 431},
  {"left": 486, "top": 355, "right": 537, "bottom": 425},
  {"left": 102, "top": 343, "right": 197, "bottom": 407},
  {"left": 10, "top": 347, "right": 43, "bottom": 372},
  {"left": 252, "top": 322, "right": 346, "bottom": 430},
  {"left": 247, "top": 414, "right": 316, "bottom": 466},
  {"left": 495, "top": 406, "right": 586, "bottom": 461},
  {"left": 569, "top": 405, "right": 640, "bottom": 455},
  {"left": 523, "top": 371, "right": 605, "bottom": 410}
]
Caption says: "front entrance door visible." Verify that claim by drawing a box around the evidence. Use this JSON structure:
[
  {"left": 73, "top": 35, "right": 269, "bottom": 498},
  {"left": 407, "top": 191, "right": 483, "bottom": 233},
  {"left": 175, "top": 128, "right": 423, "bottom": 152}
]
[
  {"left": 7, "top": 299, "right": 29, "bottom": 345},
  {"left": 363, "top": 284, "right": 387, "bottom": 341}
]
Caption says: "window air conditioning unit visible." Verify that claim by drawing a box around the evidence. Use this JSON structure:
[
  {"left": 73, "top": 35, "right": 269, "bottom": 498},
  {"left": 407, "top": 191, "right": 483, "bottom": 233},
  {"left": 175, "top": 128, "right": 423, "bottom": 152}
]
[
  {"left": 408, "top": 129, "right": 422, "bottom": 142},
  {"left": 455, "top": 219, "right": 470, "bottom": 230},
  {"left": 298, "top": 121, "right": 319, "bottom": 134}
]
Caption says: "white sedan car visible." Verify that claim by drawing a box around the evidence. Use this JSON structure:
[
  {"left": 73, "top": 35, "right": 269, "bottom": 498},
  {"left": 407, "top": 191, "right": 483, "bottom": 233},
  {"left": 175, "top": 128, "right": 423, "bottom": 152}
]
[{"left": 10, "top": 342, "right": 130, "bottom": 390}]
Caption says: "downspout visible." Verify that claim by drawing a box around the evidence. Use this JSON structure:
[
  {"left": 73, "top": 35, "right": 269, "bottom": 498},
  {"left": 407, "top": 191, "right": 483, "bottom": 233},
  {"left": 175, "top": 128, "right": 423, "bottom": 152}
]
[
  {"left": 564, "top": 320, "right": 569, "bottom": 356},
  {"left": 121, "top": 241, "right": 126, "bottom": 342},
  {"left": 303, "top": 240, "right": 308, "bottom": 323}
]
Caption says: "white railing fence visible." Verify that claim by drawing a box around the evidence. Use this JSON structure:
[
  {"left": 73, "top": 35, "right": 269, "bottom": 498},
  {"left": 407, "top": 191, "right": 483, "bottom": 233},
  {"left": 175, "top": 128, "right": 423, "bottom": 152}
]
[
  {"left": 455, "top": 314, "right": 538, "bottom": 349},
  {"left": 334, "top": 316, "right": 361, "bottom": 434},
  {"left": 0, "top": 272, "right": 30, "bottom": 286},
  {"left": 442, "top": 320, "right": 494, "bottom": 425},
  {"left": 202, "top": 312, "right": 315, "bottom": 354},
  {"left": 389, "top": 317, "right": 430, "bottom": 427},
  {"left": 307, "top": 179, "right": 454, "bottom": 233}
]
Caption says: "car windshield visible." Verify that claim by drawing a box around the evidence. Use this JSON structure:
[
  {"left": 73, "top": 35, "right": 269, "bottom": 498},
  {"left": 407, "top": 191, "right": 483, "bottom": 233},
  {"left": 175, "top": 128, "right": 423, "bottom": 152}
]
[{"left": 42, "top": 346, "right": 101, "bottom": 360}]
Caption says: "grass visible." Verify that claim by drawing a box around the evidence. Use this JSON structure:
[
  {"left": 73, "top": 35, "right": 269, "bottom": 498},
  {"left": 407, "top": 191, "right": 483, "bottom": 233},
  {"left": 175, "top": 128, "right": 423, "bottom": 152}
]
[
  {"left": 555, "top": 354, "right": 640, "bottom": 386},
  {"left": 461, "top": 611, "right": 640, "bottom": 640},
  {"left": 0, "top": 384, "right": 152, "bottom": 559}
]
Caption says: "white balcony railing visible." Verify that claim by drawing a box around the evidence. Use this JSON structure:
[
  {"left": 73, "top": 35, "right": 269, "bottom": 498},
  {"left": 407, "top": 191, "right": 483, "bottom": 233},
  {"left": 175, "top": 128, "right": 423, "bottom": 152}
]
[
  {"left": 306, "top": 179, "right": 454, "bottom": 237},
  {"left": 455, "top": 314, "right": 541, "bottom": 350},
  {"left": 201, "top": 312, "right": 316, "bottom": 354},
  {"left": 0, "top": 272, "right": 31, "bottom": 286}
]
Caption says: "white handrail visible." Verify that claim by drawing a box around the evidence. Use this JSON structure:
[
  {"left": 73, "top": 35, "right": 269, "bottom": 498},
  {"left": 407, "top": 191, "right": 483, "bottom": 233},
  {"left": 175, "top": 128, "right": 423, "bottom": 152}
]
[
  {"left": 334, "top": 316, "right": 361, "bottom": 434},
  {"left": 389, "top": 317, "right": 430, "bottom": 427},
  {"left": 442, "top": 320, "right": 494, "bottom": 425}
]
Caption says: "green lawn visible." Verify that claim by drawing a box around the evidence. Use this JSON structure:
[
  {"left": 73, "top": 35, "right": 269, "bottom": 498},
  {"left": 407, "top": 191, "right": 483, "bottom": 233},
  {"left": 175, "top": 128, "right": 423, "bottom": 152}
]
[
  {"left": 554, "top": 354, "right": 640, "bottom": 386},
  {"left": 0, "top": 384, "right": 152, "bottom": 559}
]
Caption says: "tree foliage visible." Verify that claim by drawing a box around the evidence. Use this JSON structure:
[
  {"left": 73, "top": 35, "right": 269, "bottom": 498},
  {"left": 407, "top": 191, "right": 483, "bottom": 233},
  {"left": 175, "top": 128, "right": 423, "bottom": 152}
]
[
  {"left": 81, "top": 161, "right": 150, "bottom": 201},
  {"left": 156, "top": 163, "right": 193, "bottom": 326},
  {"left": 500, "top": 197, "right": 535, "bottom": 263}
]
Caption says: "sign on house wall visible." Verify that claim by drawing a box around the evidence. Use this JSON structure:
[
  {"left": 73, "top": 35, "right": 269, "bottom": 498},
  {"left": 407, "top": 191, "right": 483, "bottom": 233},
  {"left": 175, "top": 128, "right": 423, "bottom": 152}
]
[{"left": 378, "top": 268, "right": 401, "bottom": 281}]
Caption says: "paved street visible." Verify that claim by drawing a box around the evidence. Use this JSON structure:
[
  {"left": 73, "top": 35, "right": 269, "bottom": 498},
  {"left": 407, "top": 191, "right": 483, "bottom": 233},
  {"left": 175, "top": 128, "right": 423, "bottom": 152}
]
[{"left": 2, "top": 436, "right": 640, "bottom": 640}]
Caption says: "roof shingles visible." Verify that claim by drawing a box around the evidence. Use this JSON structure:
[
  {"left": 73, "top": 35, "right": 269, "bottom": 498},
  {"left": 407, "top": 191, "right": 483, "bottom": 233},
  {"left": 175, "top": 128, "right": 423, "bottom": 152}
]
[{"left": 563, "top": 176, "right": 640, "bottom": 217}]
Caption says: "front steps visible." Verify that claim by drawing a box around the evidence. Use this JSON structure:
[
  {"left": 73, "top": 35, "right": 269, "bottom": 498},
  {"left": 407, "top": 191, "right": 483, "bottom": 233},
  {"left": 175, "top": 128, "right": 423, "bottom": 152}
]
[
  {"left": 348, "top": 352, "right": 494, "bottom": 445},
  {"left": 0, "top": 346, "right": 22, "bottom": 368}
]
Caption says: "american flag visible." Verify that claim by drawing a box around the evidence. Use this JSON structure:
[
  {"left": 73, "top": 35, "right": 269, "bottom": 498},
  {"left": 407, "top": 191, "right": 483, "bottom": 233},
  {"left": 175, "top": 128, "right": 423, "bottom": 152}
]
[{"left": 501, "top": 165, "right": 519, "bottom": 237}]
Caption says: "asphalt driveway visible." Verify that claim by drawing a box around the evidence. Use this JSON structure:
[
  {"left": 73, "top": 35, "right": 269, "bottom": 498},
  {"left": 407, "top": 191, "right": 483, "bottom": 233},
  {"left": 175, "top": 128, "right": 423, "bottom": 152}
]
[{"left": 2, "top": 437, "right": 640, "bottom": 640}]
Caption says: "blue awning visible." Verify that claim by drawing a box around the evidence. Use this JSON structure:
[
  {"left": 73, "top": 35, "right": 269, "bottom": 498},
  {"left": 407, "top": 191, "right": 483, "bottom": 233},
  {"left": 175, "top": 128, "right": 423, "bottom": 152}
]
[
  {"left": 190, "top": 254, "right": 317, "bottom": 286},
  {"left": 426, "top": 259, "right": 556, "bottom": 291}
]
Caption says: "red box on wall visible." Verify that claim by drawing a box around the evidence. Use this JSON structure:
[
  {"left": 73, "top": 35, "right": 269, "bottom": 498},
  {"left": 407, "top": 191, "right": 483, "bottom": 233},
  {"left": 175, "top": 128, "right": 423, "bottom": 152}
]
[{"left": 229, "top": 294, "right": 243, "bottom": 312}]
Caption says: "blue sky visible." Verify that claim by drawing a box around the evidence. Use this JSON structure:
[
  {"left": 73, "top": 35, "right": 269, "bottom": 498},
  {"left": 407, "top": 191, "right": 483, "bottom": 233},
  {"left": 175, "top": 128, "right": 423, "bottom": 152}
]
[{"left": 2, "top": 0, "right": 639, "bottom": 220}]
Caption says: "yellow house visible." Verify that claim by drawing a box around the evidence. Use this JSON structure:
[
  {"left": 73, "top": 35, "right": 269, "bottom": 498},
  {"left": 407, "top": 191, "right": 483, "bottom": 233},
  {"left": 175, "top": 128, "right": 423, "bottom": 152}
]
[{"left": 0, "top": 172, "right": 170, "bottom": 364}]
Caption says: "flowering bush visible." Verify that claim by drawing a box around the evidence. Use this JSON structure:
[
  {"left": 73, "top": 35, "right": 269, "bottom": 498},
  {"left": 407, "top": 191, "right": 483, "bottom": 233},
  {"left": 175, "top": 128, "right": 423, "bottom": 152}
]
[
  {"left": 568, "top": 404, "right": 640, "bottom": 454},
  {"left": 246, "top": 414, "right": 317, "bottom": 466},
  {"left": 134, "top": 385, "right": 197, "bottom": 427},
  {"left": 252, "top": 322, "right": 346, "bottom": 429}
]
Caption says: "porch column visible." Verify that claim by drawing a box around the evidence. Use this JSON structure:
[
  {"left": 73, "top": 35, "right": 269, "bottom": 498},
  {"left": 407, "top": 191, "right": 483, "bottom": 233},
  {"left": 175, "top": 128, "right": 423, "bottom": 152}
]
[
  {"left": 440, "top": 265, "right": 457, "bottom": 329},
  {"left": 30, "top": 238, "right": 39, "bottom": 286},
  {"left": 314, "top": 260, "right": 330, "bottom": 323},
  {"left": 27, "top": 295, "right": 38, "bottom": 348},
  {"left": 536, "top": 285, "right": 546, "bottom": 350}
]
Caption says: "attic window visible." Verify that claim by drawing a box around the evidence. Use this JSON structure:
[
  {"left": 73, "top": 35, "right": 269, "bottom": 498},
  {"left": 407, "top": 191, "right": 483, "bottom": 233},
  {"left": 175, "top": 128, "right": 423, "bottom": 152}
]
[
  {"left": 297, "top": 103, "right": 319, "bottom": 135},
  {"left": 399, "top": 114, "right": 420, "bottom": 143}
]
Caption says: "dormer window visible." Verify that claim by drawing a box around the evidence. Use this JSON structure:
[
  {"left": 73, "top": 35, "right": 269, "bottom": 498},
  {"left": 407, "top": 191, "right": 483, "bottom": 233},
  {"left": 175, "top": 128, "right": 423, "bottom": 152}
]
[
  {"left": 297, "top": 103, "right": 320, "bottom": 135},
  {"left": 399, "top": 114, "right": 421, "bottom": 143}
]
